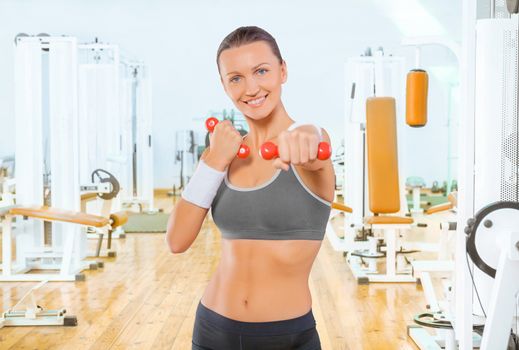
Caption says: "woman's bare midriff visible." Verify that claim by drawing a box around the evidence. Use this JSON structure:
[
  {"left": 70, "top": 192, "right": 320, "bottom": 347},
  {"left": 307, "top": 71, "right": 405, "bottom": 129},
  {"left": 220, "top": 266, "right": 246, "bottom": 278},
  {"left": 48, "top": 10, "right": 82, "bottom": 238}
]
[{"left": 201, "top": 238, "right": 322, "bottom": 322}]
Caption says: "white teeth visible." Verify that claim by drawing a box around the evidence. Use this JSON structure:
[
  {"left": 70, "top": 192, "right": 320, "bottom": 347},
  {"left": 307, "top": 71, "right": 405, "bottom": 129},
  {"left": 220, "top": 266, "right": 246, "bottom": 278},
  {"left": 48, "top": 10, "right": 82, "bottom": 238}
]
[{"left": 246, "top": 96, "right": 266, "bottom": 105}]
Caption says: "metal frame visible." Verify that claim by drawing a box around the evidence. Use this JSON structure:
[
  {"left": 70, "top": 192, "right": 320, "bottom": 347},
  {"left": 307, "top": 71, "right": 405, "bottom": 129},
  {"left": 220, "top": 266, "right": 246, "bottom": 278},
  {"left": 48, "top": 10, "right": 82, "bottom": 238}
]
[
  {"left": 0, "top": 212, "right": 93, "bottom": 282},
  {"left": 333, "top": 51, "right": 419, "bottom": 284},
  {"left": 407, "top": 8, "right": 519, "bottom": 350},
  {"left": 77, "top": 42, "right": 127, "bottom": 237},
  {"left": 454, "top": 4, "right": 519, "bottom": 349},
  {"left": 3, "top": 36, "right": 91, "bottom": 282},
  {"left": 118, "top": 61, "right": 155, "bottom": 213},
  {"left": 346, "top": 223, "right": 416, "bottom": 283},
  {"left": 0, "top": 281, "right": 76, "bottom": 328}
]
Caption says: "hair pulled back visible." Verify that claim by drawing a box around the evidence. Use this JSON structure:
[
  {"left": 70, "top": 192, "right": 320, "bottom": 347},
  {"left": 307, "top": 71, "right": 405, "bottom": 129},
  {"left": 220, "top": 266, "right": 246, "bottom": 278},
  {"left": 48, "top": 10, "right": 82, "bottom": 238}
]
[{"left": 216, "top": 26, "right": 283, "bottom": 71}]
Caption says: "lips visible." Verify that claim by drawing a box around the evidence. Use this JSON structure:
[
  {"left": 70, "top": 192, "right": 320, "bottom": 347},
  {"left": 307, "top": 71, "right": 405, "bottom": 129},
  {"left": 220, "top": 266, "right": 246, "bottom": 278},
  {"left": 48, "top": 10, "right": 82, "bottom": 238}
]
[{"left": 243, "top": 94, "right": 268, "bottom": 107}]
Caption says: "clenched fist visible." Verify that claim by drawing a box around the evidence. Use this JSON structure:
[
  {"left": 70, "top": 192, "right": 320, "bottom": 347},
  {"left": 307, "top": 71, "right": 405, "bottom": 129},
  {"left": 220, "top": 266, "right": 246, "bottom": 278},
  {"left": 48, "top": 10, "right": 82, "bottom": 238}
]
[{"left": 271, "top": 126, "right": 324, "bottom": 171}]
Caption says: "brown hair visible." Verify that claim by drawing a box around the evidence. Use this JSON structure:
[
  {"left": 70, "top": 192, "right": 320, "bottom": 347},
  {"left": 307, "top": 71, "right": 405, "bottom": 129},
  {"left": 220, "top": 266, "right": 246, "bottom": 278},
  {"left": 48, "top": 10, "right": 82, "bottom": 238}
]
[{"left": 216, "top": 26, "right": 283, "bottom": 71}]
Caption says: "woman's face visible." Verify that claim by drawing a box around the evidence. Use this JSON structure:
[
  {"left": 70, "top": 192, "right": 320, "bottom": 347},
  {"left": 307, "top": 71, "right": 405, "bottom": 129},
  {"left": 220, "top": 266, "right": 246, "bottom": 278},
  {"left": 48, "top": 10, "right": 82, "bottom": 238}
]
[{"left": 218, "top": 41, "right": 287, "bottom": 121}]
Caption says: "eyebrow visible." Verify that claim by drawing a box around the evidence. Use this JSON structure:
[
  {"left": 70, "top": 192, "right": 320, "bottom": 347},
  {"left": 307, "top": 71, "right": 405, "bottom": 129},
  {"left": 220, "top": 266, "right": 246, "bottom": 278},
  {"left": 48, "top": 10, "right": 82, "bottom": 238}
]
[{"left": 225, "top": 62, "right": 271, "bottom": 76}]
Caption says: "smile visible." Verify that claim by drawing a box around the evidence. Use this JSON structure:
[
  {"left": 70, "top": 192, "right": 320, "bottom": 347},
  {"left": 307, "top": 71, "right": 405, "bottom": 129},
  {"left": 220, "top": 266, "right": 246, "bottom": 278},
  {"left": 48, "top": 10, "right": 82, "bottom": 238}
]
[{"left": 243, "top": 94, "right": 268, "bottom": 107}]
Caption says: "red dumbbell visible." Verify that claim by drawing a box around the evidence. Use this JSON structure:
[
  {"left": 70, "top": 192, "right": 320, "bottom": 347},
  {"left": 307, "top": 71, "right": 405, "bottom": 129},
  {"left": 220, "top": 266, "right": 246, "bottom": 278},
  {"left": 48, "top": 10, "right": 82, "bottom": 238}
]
[
  {"left": 259, "top": 141, "right": 332, "bottom": 161},
  {"left": 205, "top": 117, "right": 250, "bottom": 159}
]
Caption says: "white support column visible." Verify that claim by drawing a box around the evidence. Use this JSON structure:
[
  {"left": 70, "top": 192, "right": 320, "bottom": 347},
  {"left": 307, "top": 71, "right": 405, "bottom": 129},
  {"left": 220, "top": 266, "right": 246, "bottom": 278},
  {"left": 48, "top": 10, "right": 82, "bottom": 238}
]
[
  {"left": 14, "top": 38, "right": 45, "bottom": 256},
  {"left": 59, "top": 223, "right": 75, "bottom": 276},
  {"left": 119, "top": 70, "right": 133, "bottom": 201},
  {"left": 48, "top": 38, "right": 83, "bottom": 260},
  {"left": 14, "top": 38, "right": 44, "bottom": 207},
  {"left": 456, "top": 1, "right": 477, "bottom": 348},
  {"left": 136, "top": 66, "right": 154, "bottom": 211},
  {"left": 385, "top": 227, "right": 397, "bottom": 278}
]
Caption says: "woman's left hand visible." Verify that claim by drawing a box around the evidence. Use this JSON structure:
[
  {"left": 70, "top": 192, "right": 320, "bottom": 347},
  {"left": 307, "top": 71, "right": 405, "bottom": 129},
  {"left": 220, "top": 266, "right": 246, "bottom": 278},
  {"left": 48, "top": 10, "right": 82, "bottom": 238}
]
[{"left": 272, "top": 126, "right": 321, "bottom": 171}]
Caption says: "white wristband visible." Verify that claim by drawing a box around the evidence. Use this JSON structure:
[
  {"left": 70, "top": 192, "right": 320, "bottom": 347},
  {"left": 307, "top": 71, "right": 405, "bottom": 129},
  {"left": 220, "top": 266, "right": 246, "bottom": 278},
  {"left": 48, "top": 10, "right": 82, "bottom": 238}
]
[
  {"left": 181, "top": 159, "right": 226, "bottom": 209},
  {"left": 287, "top": 122, "right": 323, "bottom": 142}
]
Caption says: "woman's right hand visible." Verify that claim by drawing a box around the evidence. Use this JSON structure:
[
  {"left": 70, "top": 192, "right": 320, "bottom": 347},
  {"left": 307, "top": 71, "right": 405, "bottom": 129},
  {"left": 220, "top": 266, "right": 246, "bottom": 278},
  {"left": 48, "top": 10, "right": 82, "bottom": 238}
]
[{"left": 204, "top": 120, "right": 243, "bottom": 171}]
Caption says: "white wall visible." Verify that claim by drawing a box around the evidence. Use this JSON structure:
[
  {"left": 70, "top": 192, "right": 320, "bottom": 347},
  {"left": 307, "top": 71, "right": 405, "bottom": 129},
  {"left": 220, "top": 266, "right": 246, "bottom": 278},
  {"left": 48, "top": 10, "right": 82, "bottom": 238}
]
[{"left": 0, "top": 0, "right": 460, "bottom": 188}]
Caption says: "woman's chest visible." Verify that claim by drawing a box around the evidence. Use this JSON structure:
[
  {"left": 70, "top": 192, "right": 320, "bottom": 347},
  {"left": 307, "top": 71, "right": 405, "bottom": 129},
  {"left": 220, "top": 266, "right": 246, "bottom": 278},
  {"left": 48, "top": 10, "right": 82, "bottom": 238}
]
[{"left": 227, "top": 160, "right": 332, "bottom": 201}]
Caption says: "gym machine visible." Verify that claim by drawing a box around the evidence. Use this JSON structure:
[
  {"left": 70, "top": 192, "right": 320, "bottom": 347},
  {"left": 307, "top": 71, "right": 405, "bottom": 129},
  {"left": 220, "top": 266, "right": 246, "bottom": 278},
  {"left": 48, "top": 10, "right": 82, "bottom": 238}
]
[
  {"left": 408, "top": 1, "right": 519, "bottom": 349},
  {"left": 78, "top": 40, "right": 126, "bottom": 214},
  {"left": 9, "top": 34, "right": 90, "bottom": 280},
  {"left": 119, "top": 62, "right": 155, "bottom": 213},
  {"left": 342, "top": 48, "right": 407, "bottom": 234},
  {"left": 77, "top": 39, "right": 155, "bottom": 214},
  {"left": 77, "top": 40, "right": 135, "bottom": 243},
  {"left": 457, "top": 3, "right": 519, "bottom": 349},
  {"left": 3, "top": 35, "right": 125, "bottom": 281},
  {"left": 327, "top": 49, "right": 417, "bottom": 283}
]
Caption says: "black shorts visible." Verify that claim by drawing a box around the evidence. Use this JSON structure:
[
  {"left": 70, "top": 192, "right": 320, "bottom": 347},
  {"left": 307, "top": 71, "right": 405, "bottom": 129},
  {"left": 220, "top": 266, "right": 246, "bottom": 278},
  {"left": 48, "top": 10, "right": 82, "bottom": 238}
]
[{"left": 192, "top": 301, "right": 321, "bottom": 350}]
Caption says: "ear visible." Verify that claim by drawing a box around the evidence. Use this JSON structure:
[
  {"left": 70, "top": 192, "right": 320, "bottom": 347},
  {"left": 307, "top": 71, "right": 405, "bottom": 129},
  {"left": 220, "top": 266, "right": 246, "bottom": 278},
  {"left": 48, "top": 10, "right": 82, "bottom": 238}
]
[{"left": 280, "top": 60, "right": 288, "bottom": 84}]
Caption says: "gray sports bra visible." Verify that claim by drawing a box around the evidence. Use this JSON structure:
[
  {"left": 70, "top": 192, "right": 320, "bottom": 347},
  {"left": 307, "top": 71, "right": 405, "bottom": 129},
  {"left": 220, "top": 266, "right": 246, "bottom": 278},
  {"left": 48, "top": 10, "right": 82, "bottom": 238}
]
[{"left": 210, "top": 163, "right": 332, "bottom": 241}]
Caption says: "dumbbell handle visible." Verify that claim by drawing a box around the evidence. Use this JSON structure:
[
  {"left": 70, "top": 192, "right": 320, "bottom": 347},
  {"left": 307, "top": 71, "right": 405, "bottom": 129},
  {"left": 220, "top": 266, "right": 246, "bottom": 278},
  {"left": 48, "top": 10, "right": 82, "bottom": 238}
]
[
  {"left": 260, "top": 141, "right": 332, "bottom": 161},
  {"left": 205, "top": 117, "right": 250, "bottom": 159}
]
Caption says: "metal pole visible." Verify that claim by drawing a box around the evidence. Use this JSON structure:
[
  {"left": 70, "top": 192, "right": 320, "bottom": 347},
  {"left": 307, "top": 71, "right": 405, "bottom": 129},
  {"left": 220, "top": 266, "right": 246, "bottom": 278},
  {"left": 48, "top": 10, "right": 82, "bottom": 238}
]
[{"left": 131, "top": 67, "right": 138, "bottom": 197}]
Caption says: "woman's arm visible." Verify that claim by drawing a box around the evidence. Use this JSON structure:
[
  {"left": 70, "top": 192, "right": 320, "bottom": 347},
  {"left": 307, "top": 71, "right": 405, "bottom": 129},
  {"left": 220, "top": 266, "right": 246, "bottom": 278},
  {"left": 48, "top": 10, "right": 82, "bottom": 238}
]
[{"left": 165, "top": 149, "right": 220, "bottom": 253}]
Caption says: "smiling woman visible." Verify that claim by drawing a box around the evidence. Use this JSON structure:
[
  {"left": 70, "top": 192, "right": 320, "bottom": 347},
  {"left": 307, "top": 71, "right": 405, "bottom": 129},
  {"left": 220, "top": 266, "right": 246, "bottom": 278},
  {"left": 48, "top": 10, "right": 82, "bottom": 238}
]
[
  {"left": 216, "top": 29, "right": 286, "bottom": 123},
  {"left": 165, "top": 26, "right": 335, "bottom": 350}
]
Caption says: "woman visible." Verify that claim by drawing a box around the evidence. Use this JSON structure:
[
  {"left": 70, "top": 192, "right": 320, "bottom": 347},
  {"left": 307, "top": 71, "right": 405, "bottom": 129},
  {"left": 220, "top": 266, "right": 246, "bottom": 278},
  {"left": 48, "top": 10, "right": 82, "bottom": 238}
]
[{"left": 166, "top": 26, "right": 335, "bottom": 350}]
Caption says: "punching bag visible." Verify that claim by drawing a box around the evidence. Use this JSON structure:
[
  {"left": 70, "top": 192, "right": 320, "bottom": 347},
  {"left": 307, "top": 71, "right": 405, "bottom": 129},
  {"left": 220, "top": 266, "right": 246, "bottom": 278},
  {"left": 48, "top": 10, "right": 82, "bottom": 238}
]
[{"left": 405, "top": 69, "right": 428, "bottom": 127}]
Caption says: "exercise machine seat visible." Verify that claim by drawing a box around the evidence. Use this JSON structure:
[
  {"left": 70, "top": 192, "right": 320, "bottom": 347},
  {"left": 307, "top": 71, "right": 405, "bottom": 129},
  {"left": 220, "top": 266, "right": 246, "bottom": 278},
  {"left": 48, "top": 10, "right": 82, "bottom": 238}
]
[{"left": 9, "top": 206, "right": 109, "bottom": 228}]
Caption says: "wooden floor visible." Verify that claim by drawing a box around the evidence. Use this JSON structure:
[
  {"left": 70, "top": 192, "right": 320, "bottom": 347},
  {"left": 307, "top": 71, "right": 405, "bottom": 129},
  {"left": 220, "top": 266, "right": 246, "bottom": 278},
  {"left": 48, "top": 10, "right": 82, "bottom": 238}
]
[{"left": 0, "top": 195, "right": 431, "bottom": 350}]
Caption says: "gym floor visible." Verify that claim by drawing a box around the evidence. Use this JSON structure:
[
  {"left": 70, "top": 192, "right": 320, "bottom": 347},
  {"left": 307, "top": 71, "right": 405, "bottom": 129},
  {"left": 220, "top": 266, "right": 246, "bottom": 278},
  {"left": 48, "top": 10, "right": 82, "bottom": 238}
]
[{"left": 0, "top": 194, "right": 431, "bottom": 350}]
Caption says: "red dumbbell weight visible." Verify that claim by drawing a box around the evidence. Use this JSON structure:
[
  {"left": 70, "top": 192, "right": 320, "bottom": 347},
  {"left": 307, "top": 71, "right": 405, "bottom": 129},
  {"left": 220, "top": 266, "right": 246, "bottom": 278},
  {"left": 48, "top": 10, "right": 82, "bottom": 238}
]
[
  {"left": 205, "top": 117, "right": 250, "bottom": 159},
  {"left": 259, "top": 141, "right": 332, "bottom": 161}
]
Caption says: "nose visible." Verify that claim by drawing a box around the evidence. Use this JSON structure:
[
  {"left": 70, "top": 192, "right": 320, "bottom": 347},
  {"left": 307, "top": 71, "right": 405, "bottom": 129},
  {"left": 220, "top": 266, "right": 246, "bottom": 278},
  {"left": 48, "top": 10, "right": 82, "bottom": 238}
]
[{"left": 244, "top": 77, "right": 260, "bottom": 97}]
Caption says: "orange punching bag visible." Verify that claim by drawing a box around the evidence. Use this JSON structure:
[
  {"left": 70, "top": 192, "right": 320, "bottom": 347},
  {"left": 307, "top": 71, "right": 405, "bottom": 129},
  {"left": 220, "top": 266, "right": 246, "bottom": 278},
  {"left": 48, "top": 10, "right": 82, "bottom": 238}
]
[{"left": 405, "top": 69, "right": 428, "bottom": 127}]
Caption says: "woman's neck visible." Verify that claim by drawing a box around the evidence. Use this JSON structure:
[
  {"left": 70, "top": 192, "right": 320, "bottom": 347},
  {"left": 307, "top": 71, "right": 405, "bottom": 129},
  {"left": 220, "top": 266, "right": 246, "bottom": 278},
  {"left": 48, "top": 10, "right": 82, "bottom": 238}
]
[{"left": 244, "top": 102, "right": 294, "bottom": 150}]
